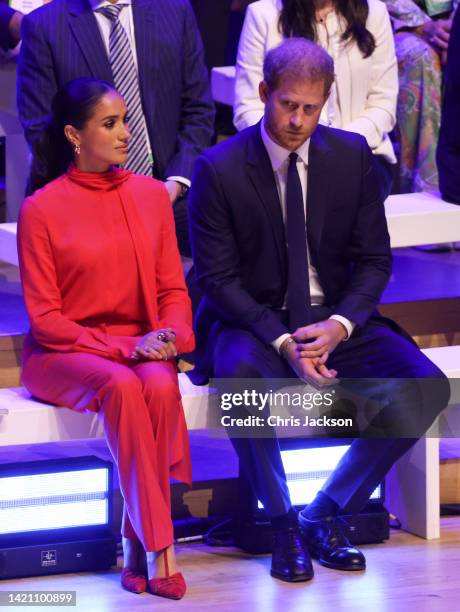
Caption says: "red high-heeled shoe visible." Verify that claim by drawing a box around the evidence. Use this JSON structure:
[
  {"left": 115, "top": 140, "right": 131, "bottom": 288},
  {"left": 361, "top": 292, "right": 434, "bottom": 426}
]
[
  {"left": 148, "top": 549, "right": 186, "bottom": 600},
  {"left": 121, "top": 567, "right": 148, "bottom": 594}
]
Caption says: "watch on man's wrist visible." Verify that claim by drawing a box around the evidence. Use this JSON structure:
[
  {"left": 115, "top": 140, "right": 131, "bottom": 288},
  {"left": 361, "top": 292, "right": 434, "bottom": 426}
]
[{"left": 279, "top": 337, "right": 295, "bottom": 358}]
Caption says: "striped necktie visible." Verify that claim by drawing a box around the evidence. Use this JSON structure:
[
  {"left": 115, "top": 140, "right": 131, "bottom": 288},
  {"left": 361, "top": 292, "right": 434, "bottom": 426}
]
[{"left": 97, "top": 3, "right": 152, "bottom": 175}]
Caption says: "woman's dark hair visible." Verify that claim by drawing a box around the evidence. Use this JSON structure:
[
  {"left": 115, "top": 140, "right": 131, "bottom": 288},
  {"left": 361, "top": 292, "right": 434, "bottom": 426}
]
[
  {"left": 279, "top": 0, "right": 376, "bottom": 59},
  {"left": 30, "top": 78, "right": 116, "bottom": 192}
]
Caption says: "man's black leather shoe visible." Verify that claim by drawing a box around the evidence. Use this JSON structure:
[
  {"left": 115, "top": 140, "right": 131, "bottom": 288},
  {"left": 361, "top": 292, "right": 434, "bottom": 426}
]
[
  {"left": 298, "top": 513, "right": 366, "bottom": 571},
  {"left": 270, "top": 525, "right": 314, "bottom": 582}
]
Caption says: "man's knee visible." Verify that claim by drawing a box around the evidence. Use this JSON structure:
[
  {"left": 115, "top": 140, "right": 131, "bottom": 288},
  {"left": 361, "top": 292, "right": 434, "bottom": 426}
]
[
  {"left": 396, "top": 371, "right": 450, "bottom": 433},
  {"left": 215, "top": 357, "right": 266, "bottom": 380},
  {"left": 421, "top": 371, "right": 451, "bottom": 421}
]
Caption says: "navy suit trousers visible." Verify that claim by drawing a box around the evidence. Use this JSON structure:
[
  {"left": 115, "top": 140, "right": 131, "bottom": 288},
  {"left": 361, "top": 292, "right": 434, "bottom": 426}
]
[{"left": 213, "top": 308, "right": 450, "bottom": 517}]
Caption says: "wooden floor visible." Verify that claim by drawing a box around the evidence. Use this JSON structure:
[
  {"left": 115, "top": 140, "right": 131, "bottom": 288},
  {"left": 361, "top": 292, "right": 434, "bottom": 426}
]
[{"left": 2, "top": 517, "right": 460, "bottom": 612}]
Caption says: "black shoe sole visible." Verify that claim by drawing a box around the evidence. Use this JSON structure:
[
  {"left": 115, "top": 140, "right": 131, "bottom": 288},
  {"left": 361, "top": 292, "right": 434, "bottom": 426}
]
[
  {"left": 270, "top": 569, "right": 314, "bottom": 583},
  {"left": 317, "top": 558, "right": 366, "bottom": 571},
  {"left": 307, "top": 544, "right": 366, "bottom": 572}
]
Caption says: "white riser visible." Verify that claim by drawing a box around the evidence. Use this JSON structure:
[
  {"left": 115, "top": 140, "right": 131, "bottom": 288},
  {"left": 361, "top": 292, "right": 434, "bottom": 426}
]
[
  {"left": 0, "top": 346, "right": 458, "bottom": 444},
  {"left": 211, "top": 66, "right": 235, "bottom": 107},
  {"left": 211, "top": 65, "right": 236, "bottom": 106},
  {"left": 3, "top": 192, "right": 460, "bottom": 267},
  {"left": 0, "top": 373, "right": 218, "bottom": 446},
  {"left": 385, "top": 192, "right": 460, "bottom": 248},
  {"left": 0, "top": 223, "right": 18, "bottom": 266},
  {"left": 0, "top": 345, "right": 459, "bottom": 541}
]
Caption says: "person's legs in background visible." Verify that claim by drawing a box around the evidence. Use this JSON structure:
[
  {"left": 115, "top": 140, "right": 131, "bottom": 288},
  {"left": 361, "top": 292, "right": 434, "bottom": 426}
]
[
  {"left": 394, "top": 32, "right": 442, "bottom": 193},
  {"left": 437, "top": 7, "right": 460, "bottom": 208}
]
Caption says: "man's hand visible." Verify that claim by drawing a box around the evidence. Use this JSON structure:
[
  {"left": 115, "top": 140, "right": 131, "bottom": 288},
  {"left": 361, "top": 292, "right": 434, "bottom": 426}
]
[
  {"left": 292, "top": 319, "right": 347, "bottom": 360},
  {"left": 284, "top": 341, "right": 338, "bottom": 387},
  {"left": 8, "top": 11, "right": 23, "bottom": 48},
  {"left": 131, "top": 328, "right": 177, "bottom": 361},
  {"left": 418, "top": 18, "right": 452, "bottom": 52},
  {"left": 164, "top": 180, "right": 182, "bottom": 204}
]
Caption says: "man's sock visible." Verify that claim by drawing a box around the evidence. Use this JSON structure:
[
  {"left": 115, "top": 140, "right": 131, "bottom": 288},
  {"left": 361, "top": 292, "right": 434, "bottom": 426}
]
[
  {"left": 271, "top": 507, "right": 298, "bottom": 531},
  {"left": 302, "top": 491, "right": 340, "bottom": 521}
]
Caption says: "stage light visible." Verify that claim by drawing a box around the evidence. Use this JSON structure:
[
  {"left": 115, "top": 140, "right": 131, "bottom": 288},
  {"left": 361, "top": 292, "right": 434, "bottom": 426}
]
[
  {"left": 257, "top": 444, "right": 382, "bottom": 509},
  {"left": 236, "top": 440, "right": 388, "bottom": 553},
  {"left": 0, "top": 456, "right": 117, "bottom": 580}
]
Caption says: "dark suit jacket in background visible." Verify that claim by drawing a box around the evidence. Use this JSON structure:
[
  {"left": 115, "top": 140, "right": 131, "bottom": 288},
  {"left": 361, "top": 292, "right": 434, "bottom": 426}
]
[
  {"left": 17, "top": 0, "right": 215, "bottom": 183},
  {"left": 0, "top": 2, "right": 15, "bottom": 52},
  {"left": 437, "top": 7, "right": 460, "bottom": 205},
  {"left": 189, "top": 123, "right": 393, "bottom": 381}
]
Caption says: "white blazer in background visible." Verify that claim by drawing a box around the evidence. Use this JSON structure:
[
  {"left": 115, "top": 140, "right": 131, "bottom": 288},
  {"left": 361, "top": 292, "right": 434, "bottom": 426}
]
[{"left": 234, "top": 0, "right": 398, "bottom": 162}]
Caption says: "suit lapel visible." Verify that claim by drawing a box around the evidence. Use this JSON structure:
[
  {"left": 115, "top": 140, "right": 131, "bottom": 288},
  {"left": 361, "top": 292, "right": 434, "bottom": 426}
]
[
  {"left": 67, "top": 0, "right": 113, "bottom": 83},
  {"left": 132, "top": 0, "right": 157, "bottom": 132},
  {"left": 247, "top": 125, "right": 287, "bottom": 273},
  {"left": 306, "top": 126, "right": 332, "bottom": 265}
]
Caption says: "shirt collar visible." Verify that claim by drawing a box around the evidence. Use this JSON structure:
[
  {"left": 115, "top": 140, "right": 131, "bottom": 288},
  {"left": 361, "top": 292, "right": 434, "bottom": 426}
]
[
  {"left": 260, "top": 118, "right": 310, "bottom": 173},
  {"left": 90, "top": 0, "right": 131, "bottom": 12}
]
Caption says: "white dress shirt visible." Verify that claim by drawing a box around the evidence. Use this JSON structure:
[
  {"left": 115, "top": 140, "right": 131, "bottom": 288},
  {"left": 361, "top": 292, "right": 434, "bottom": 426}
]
[
  {"left": 259, "top": 120, "right": 355, "bottom": 352},
  {"left": 90, "top": 0, "right": 190, "bottom": 187}
]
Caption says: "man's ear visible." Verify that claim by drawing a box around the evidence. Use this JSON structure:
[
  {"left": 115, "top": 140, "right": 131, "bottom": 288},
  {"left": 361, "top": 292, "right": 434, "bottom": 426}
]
[{"left": 259, "top": 80, "right": 269, "bottom": 104}]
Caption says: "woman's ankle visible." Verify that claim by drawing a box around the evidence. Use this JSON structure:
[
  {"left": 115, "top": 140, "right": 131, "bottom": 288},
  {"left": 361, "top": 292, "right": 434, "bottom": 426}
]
[
  {"left": 122, "top": 536, "right": 145, "bottom": 571},
  {"left": 146, "top": 545, "right": 178, "bottom": 579}
]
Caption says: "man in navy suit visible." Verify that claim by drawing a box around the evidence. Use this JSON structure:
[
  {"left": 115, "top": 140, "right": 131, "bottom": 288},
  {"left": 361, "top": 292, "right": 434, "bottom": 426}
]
[
  {"left": 189, "top": 39, "right": 449, "bottom": 583},
  {"left": 437, "top": 6, "right": 460, "bottom": 207},
  {"left": 17, "top": 0, "right": 214, "bottom": 258},
  {"left": 0, "top": 2, "right": 22, "bottom": 51}
]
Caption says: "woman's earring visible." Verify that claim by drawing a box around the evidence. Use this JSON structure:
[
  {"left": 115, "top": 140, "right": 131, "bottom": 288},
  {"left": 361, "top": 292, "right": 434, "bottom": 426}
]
[{"left": 74, "top": 144, "right": 81, "bottom": 155}]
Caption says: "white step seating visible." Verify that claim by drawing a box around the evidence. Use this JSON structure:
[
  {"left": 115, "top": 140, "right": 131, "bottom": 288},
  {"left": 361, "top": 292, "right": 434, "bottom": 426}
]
[
  {"left": 0, "top": 223, "right": 18, "bottom": 266},
  {"left": 0, "top": 345, "right": 459, "bottom": 541},
  {"left": 384, "top": 345, "right": 460, "bottom": 540},
  {"left": 385, "top": 192, "right": 460, "bottom": 248},
  {"left": 0, "top": 373, "right": 218, "bottom": 446},
  {"left": 211, "top": 66, "right": 235, "bottom": 106},
  {"left": 2, "top": 192, "right": 460, "bottom": 266},
  {"left": 211, "top": 65, "right": 236, "bottom": 106}
]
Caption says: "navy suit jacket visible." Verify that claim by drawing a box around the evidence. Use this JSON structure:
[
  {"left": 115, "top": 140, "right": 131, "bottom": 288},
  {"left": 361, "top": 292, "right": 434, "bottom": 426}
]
[
  {"left": 189, "top": 123, "right": 393, "bottom": 381},
  {"left": 17, "top": 0, "right": 214, "bottom": 181},
  {"left": 437, "top": 6, "right": 460, "bottom": 204},
  {"left": 0, "top": 3, "right": 15, "bottom": 52}
]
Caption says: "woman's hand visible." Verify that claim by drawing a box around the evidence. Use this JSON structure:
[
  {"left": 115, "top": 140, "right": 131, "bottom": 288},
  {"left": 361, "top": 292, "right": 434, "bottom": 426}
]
[
  {"left": 131, "top": 328, "right": 177, "bottom": 361},
  {"left": 418, "top": 19, "right": 452, "bottom": 52}
]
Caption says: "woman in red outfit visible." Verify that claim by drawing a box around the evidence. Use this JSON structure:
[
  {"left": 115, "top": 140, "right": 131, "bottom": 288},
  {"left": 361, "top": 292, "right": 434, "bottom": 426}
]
[{"left": 17, "top": 78, "right": 194, "bottom": 600}]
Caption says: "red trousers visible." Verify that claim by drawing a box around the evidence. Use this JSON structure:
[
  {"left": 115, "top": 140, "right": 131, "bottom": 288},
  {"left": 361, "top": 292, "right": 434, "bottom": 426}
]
[{"left": 22, "top": 348, "right": 192, "bottom": 552}]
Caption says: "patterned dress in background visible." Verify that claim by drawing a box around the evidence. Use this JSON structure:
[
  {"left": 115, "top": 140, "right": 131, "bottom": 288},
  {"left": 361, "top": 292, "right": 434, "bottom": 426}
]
[{"left": 383, "top": 0, "right": 454, "bottom": 193}]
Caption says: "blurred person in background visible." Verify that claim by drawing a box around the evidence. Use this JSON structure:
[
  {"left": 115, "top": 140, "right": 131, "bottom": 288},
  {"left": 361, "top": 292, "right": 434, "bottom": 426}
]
[{"left": 234, "top": 0, "right": 398, "bottom": 200}]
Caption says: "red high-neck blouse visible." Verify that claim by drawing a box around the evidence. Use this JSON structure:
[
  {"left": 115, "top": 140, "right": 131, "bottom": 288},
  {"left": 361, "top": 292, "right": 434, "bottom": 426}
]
[{"left": 17, "top": 165, "right": 194, "bottom": 362}]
